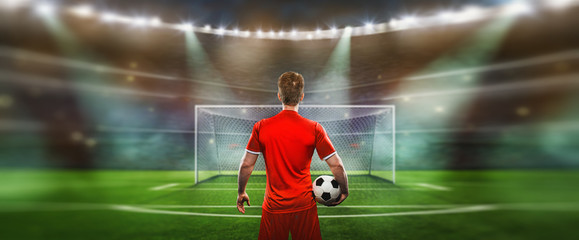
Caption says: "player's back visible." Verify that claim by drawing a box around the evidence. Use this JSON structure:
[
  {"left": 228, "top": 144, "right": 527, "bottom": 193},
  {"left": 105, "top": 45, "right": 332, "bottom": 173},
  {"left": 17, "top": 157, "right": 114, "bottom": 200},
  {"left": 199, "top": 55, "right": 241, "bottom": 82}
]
[{"left": 248, "top": 110, "right": 334, "bottom": 213}]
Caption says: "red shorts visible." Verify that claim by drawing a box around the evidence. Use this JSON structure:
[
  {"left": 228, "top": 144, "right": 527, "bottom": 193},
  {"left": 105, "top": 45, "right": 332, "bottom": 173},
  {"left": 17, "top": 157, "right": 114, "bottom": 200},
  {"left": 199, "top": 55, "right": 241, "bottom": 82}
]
[{"left": 258, "top": 205, "right": 322, "bottom": 240}]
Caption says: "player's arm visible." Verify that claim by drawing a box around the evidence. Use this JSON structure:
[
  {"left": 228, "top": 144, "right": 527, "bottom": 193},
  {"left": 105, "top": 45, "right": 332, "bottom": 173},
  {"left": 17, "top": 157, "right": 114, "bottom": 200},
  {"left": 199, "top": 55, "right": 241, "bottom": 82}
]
[
  {"left": 237, "top": 151, "right": 258, "bottom": 214},
  {"left": 325, "top": 153, "right": 349, "bottom": 206}
]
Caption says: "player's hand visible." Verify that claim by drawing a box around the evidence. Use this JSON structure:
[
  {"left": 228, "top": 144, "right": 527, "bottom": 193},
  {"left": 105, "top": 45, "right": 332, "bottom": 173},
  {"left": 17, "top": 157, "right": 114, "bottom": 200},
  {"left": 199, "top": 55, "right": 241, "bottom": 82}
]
[
  {"left": 327, "top": 192, "right": 348, "bottom": 207},
  {"left": 237, "top": 192, "right": 251, "bottom": 214}
]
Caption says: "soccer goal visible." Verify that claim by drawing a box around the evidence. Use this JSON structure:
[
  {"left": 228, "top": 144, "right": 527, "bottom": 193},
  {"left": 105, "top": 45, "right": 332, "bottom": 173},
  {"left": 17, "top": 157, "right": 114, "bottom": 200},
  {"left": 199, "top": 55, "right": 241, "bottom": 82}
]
[{"left": 194, "top": 105, "right": 395, "bottom": 184}]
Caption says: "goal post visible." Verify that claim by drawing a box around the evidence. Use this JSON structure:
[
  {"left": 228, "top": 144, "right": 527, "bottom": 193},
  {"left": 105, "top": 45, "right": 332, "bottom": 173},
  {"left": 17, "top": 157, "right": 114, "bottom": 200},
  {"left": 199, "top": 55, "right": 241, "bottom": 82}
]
[{"left": 194, "top": 105, "right": 395, "bottom": 184}]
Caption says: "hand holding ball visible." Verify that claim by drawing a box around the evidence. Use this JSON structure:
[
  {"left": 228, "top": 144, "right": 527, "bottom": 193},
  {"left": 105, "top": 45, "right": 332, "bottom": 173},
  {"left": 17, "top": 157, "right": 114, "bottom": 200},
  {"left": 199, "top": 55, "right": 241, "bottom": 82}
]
[{"left": 312, "top": 175, "right": 342, "bottom": 206}]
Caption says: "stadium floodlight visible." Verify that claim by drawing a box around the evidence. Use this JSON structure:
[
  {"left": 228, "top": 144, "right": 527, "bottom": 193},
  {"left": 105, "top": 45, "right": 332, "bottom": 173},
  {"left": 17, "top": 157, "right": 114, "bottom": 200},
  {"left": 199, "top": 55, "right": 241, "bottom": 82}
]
[
  {"left": 35, "top": 2, "right": 55, "bottom": 16},
  {"left": 25, "top": 0, "right": 553, "bottom": 41},
  {"left": 118, "top": 16, "right": 133, "bottom": 24},
  {"left": 0, "top": 0, "right": 32, "bottom": 10},
  {"left": 401, "top": 16, "right": 417, "bottom": 26},
  {"left": 101, "top": 12, "right": 117, "bottom": 22},
  {"left": 454, "top": 6, "right": 485, "bottom": 22},
  {"left": 69, "top": 4, "right": 93, "bottom": 18},
  {"left": 437, "top": 11, "right": 456, "bottom": 21},
  {"left": 389, "top": 19, "right": 399, "bottom": 28},
  {"left": 233, "top": 28, "right": 240, "bottom": 35},
  {"left": 546, "top": 0, "right": 576, "bottom": 9},
  {"left": 178, "top": 23, "right": 193, "bottom": 31},
  {"left": 132, "top": 17, "right": 148, "bottom": 26},
  {"left": 100, "top": 13, "right": 130, "bottom": 24},
  {"left": 217, "top": 27, "right": 225, "bottom": 35},
  {"left": 149, "top": 17, "right": 161, "bottom": 27},
  {"left": 503, "top": 1, "right": 533, "bottom": 15},
  {"left": 194, "top": 105, "right": 396, "bottom": 184}
]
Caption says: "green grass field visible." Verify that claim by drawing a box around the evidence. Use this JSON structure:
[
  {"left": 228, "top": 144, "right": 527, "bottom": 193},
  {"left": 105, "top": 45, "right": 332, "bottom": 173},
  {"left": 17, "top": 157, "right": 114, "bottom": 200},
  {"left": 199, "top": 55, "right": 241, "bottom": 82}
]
[{"left": 1, "top": 169, "right": 578, "bottom": 239}]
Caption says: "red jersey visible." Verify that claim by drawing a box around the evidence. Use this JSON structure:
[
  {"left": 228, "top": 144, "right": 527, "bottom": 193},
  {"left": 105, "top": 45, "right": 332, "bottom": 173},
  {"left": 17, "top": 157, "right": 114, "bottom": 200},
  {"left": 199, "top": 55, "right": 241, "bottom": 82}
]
[{"left": 246, "top": 110, "right": 336, "bottom": 213}]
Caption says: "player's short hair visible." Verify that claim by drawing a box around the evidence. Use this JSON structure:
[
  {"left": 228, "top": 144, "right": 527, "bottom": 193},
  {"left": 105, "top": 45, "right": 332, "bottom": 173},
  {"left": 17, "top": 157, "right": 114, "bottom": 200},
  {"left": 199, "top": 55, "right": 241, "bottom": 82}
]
[{"left": 277, "top": 71, "right": 304, "bottom": 106}]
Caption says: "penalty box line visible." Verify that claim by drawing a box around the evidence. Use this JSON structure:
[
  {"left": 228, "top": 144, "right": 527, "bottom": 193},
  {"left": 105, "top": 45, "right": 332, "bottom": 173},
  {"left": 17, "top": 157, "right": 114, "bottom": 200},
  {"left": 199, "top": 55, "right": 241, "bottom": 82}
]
[
  {"left": 149, "top": 183, "right": 180, "bottom": 191},
  {"left": 413, "top": 183, "right": 452, "bottom": 191}
]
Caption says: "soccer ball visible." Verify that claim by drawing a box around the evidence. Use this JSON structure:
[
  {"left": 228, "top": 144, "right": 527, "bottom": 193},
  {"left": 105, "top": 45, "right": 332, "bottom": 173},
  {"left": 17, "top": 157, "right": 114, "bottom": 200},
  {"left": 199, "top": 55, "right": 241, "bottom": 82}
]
[{"left": 312, "top": 175, "right": 341, "bottom": 205}]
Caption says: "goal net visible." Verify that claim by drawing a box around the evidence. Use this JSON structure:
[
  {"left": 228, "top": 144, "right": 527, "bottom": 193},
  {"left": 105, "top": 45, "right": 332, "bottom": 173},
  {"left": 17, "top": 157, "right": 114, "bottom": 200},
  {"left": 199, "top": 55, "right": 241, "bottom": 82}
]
[{"left": 195, "top": 105, "right": 395, "bottom": 184}]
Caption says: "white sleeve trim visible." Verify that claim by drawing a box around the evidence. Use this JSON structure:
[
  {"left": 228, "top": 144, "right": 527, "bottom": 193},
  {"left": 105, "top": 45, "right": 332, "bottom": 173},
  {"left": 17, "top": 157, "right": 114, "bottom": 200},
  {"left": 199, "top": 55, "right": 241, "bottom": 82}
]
[
  {"left": 322, "top": 151, "right": 337, "bottom": 161},
  {"left": 245, "top": 149, "right": 261, "bottom": 155}
]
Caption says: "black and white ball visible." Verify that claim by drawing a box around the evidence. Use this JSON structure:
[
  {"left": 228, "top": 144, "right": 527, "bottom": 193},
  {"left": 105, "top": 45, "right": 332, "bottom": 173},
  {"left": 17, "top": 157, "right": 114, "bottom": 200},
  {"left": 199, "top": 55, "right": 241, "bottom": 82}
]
[{"left": 312, "top": 175, "right": 341, "bottom": 205}]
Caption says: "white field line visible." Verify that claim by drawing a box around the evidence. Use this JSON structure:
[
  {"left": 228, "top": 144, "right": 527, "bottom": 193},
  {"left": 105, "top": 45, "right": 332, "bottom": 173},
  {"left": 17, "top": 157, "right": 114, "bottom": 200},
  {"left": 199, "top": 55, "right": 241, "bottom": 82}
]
[
  {"left": 109, "top": 205, "right": 497, "bottom": 218},
  {"left": 0, "top": 202, "right": 467, "bottom": 211},
  {"left": 101, "top": 203, "right": 579, "bottom": 218},
  {"left": 113, "top": 205, "right": 496, "bottom": 218},
  {"left": 0, "top": 202, "right": 113, "bottom": 212},
  {"left": 2, "top": 202, "right": 579, "bottom": 218},
  {"left": 201, "top": 183, "right": 398, "bottom": 185},
  {"left": 200, "top": 182, "right": 477, "bottom": 187},
  {"left": 112, "top": 205, "right": 262, "bottom": 218},
  {"left": 318, "top": 205, "right": 496, "bottom": 218},
  {"left": 415, "top": 183, "right": 452, "bottom": 191},
  {"left": 139, "top": 204, "right": 469, "bottom": 209},
  {"left": 149, "top": 183, "right": 179, "bottom": 191},
  {"left": 168, "top": 188, "right": 434, "bottom": 191}
]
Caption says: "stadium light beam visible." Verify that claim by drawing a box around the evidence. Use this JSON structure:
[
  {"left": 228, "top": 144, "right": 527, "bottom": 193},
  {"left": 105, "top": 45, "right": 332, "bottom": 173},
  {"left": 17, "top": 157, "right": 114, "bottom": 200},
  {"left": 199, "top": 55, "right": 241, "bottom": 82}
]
[
  {"left": 35, "top": 2, "right": 55, "bottom": 16},
  {"left": 392, "top": 15, "right": 517, "bottom": 160},
  {"left": 184, "top": 27, "right": 236, "bottom": 113},
  {"left": 312, "top": 24, "right": 352, "bottom": 103}
]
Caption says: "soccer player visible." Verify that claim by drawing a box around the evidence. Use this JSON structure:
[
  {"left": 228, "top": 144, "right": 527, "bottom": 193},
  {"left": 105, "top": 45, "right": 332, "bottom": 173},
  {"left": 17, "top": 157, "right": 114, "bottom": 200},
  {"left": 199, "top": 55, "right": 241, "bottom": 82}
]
[{"left": 237, "top": 71, "right": 349, "bottom": 240}]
